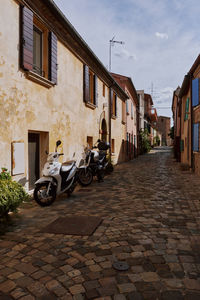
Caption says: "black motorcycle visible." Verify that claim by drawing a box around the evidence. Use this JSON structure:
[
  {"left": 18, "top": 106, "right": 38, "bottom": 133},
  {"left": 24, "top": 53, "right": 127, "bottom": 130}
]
[{"left": 78, "top": 140, "right": 112, "bottom": 186}]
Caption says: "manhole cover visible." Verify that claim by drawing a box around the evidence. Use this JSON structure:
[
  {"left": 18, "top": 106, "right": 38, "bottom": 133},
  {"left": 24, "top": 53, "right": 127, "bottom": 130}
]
[
  {"left": 41, "top": 215, "right": 102, "bottom": 235},
  {"left": 112, "top": 261, "right": 129, "bottom": 271}
]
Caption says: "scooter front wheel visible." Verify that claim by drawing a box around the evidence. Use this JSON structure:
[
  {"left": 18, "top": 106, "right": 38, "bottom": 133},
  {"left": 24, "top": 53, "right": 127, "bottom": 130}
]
[
  {"left": 78, "top": 168, "right": 93, "bottom": 186},
  {"left": 34, "top": 182, "right": 56, "bottom": 207}
]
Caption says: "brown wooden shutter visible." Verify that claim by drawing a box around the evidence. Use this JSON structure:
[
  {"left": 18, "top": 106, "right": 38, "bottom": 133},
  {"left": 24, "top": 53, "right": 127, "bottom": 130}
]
[
  {"left": 83, "top": 65, "right": 90, "bottom": 102},
  {"left": 21, "top": 6, "right": 33, "bottom": 71},
  {"left": 49, "top": 32, "right": 57, "bottom": 84},
  {"left": 94, "top": 75, "right": 98, "bottom": 106},
  {"left": 115, "top": 95, "right": 117, "bottom": 116},
  {"left": 110, "top": 88, "right": 113, "bottom": 115}
]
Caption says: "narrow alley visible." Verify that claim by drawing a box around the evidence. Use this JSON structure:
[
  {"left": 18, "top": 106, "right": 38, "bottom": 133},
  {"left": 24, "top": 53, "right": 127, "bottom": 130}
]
[{"left": 0, "top": 147, "right": 200, "bottom": 300}]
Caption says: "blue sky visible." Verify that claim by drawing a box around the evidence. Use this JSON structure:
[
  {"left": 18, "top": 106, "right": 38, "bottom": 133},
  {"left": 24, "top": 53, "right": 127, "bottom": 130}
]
[{"left": 54, "top": 0, "right": 200, "bottom": 121}]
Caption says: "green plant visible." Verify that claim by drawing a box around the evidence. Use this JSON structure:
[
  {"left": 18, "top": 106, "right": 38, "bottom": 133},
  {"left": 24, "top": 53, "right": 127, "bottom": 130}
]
[
  {"left": 0, "top": 168, "right": 12, "bottom": 181},
  {"left": 139, "top": 129, "right": 151, "bottom": 154},
  {"left": 0, "top": 178, "right": 29, "bottom": 218}
]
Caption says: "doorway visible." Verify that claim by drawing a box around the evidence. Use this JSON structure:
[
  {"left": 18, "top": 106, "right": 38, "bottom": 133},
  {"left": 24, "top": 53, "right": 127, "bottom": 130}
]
[
  {"left": 28, "top": 132, "right": 40, "bottom": 190},
  {"left": 101, "top": 119, "right": 107, "bottom": 142}
]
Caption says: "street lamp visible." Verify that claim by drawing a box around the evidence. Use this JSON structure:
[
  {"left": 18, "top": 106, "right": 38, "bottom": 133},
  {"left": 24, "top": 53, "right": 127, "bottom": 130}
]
[{"left": 109, "top": 36, "right": 125, "bottom": 72}]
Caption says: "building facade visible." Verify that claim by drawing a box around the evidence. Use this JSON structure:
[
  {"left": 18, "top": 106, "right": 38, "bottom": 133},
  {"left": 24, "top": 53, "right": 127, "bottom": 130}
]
[
  {"left": 0, "top": 0, "right": 127, "bottom": 190},
  {"left": 175, "top": 55, "right": 200, "bottom": 174},
  {"left": 111, "top": 73, "right": 139, "bottom": 160},
  {"left": 157, "top": 116, "right": 171, "bottom": 146}
]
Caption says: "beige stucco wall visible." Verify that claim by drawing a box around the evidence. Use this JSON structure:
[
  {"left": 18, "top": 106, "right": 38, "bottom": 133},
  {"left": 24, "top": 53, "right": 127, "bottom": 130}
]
[{"left": 1, "top": 0, "right": 116, "bottom": 188}]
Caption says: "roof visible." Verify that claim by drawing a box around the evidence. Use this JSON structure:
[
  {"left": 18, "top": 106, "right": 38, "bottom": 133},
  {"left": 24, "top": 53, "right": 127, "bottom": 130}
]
[
  {"left": 110, "top": 72, "right": 138, "bottom": 105},
  {"left": 179, "top": 54, "right": 200, "bottom": 98},
  {"left": 23, "top": 0, "right": 128, "bottom": 100},
  {"left": 144, "top": 93, "right": 153, "bottom": 106}
]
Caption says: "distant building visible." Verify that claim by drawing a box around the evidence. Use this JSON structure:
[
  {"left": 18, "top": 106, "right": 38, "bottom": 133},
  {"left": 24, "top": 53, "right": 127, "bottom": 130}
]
[{"left": 157, "top": 116, "right": 171, "bottom": 146}]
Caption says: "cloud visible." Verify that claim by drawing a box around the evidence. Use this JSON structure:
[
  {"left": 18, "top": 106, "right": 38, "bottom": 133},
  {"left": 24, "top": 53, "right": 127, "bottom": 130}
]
[
  {"left": 155, "top": 32, "right": 168, "bottom": 39},
  {"left": 53, "top": 0, "right": 200, "bottom": 120},
  {"left": 114, "top": 49, "right": 137, "bottom": 61}
]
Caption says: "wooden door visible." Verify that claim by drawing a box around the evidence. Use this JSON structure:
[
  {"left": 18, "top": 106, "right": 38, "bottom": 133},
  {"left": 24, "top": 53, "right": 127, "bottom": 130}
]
[{"left": 28, "top": 133, "right": 40, "bottom": 190}]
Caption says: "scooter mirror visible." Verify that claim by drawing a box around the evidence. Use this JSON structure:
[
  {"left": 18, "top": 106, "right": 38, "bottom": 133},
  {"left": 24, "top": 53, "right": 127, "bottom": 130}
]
[{"left": 56, "top": 140, "right": 61, "bottom": 147}]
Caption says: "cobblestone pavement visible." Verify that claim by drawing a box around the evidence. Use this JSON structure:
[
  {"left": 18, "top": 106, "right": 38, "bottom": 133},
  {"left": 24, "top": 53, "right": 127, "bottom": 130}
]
[{"left": 1, "top": 147, "right": 200, "bottom": 299}]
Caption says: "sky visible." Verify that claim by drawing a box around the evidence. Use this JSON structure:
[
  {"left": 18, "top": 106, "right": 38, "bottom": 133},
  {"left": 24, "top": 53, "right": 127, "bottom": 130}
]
[{"left": 54, "top": 0, "right": 200, "bottom": 123}]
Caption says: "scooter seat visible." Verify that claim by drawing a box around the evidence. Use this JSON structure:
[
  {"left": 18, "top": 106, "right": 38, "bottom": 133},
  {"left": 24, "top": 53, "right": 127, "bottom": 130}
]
[
  {"left": 62, "top": 160, "right": 75, "bottom": 166},
  {"left": 61, "top": 160, "right": 75, "bottom": 172}
]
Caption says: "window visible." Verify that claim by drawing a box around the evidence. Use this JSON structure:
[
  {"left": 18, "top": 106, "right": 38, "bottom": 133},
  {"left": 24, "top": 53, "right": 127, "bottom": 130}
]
[
  {"left": 131, "top": 102, "right": 133, "bottom": 119},
  {"left": 87, "top": 136, "right": 93, "bottom": 149},
  {"left": 103, "top": 83, "right": 105, "bottom": 97},
  {"left": 20, "top": 6, "right": 57, "bottom": 85},
  {"left": 83, "top": 65, "right": 98, "bottom": 108},
  {"left": 111, "top": 91, "right": 117, "bottom": 117},
  {"left": 192, "top": 78, "right": 200, "bottom": 107},
  {"left": 126, "top": 100, "right": 129, "bottom": 114},
  {"left": 33, "top": 26, "right": 42, "bottom": 76},
  {"left": 111, "top": 139, "right": 115, "bottom": 153},
  {"left": 122, "top": 101, "right": 126, "bottom": 124}
]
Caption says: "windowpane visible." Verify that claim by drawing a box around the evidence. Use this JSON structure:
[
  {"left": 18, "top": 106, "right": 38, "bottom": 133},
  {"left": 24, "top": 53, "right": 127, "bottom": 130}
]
[{"left": 33, "top": 26, "right": 42, "bottom": 75}]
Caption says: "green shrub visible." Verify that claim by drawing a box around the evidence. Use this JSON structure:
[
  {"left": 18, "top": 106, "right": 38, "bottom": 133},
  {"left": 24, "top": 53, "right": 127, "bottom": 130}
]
[
  {"left": 139, "top": 129, "right": 151, "bottom": 154},
  {"left": 0, "top": 175, "right": 29, "bottom": 218},
  {"left": 0, "top": 168, "right": 12, "bottom": 181}
]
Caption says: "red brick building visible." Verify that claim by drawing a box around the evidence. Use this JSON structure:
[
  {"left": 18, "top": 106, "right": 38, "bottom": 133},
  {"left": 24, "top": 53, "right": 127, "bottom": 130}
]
[{"left": 157, "top": 116, "right": 171, "bottom": 146}]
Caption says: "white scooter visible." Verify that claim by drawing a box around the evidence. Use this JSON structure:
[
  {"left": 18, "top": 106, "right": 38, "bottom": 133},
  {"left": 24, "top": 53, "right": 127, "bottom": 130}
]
[{"left": 34, "top": 140, "right": 78, "bottom": 207}]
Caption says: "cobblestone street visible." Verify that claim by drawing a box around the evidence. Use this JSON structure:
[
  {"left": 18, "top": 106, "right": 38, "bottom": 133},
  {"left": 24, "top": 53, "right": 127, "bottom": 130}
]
[{"left": 1, "top": 147, "right": 200, "bottom": 299}]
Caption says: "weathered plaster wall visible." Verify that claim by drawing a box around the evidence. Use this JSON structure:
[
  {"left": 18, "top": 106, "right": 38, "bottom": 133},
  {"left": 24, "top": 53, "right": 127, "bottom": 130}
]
[{"left": 0, "top": 0, "right": 111, "bottom": 187}]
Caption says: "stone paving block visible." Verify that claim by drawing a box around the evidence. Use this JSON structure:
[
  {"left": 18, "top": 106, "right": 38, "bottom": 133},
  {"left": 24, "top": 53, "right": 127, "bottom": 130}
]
[
  {"left": 183, "top": 278, "right": 200, "bottom": 290},
  {"left": 0, "top": 280, "right": 16, "bottom": 293},
  {"left": 69, "top": 284, "right": 85, "bottom": 295},
  {"left": 27, "top": 281, "right": 49, "bottom": 297},
  {"left": 15, "top": 276, "right": 35, "bottom": 288},
  {"left": 10, "top": 287, "right": 27, "bottom": 299},
  {"left": 118, "top": 283, "right": 136, "bottom": 293}
]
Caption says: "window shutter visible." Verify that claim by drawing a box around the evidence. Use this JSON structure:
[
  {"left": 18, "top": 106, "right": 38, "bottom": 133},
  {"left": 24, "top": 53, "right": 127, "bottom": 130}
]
[
  {"left": 83, "top": 65, "right": 89, "bottom": 102},
  {"left": 192, "top": 78, "right": 200, "bottom": 107},
  {"left": 21, "top": 6, "right": 33, "bottom": 71},
  {"left": 94, "top": 75, "right": 98, "bottom": 106},
  {"left": 180, "top": 139, "right": 184, "bottom": 152},
  {"left": 110, "top": 89, "right": 113, "bottom": 115},
  {"left": 115, "top": 95, "right": 117, "bottom": 117},
  {"left": 184, "top": 98, "right": 189, "bottom": 121},
  {"left": 49, "top": 32, "right": 57, "bottom": 84},
  {"left": 193, "top": 123, "right": 199, "bottom": 152}
]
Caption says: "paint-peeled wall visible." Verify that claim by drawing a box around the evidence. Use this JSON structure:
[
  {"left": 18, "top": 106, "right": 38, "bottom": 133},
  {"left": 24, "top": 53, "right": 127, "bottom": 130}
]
[{"left": 0, "top": 0, "right": 110, "bottom": 187}]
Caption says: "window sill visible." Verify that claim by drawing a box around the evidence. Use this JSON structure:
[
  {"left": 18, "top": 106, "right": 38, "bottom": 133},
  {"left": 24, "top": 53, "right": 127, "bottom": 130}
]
[
  {"left": 85, "top": 101, "right": 96, "bottom": 110},
  {"left": 26, "top": 71, "right": 55, "bottom": 88},
  {"left": 112, "top": 115, "right": 117, "bottom": 120}
]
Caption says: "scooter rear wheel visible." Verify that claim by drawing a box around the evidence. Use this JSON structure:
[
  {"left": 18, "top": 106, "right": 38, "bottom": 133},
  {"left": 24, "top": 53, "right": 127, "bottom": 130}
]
[{"left": 34, "top": 182, "right": 56, "bottom": 207}]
